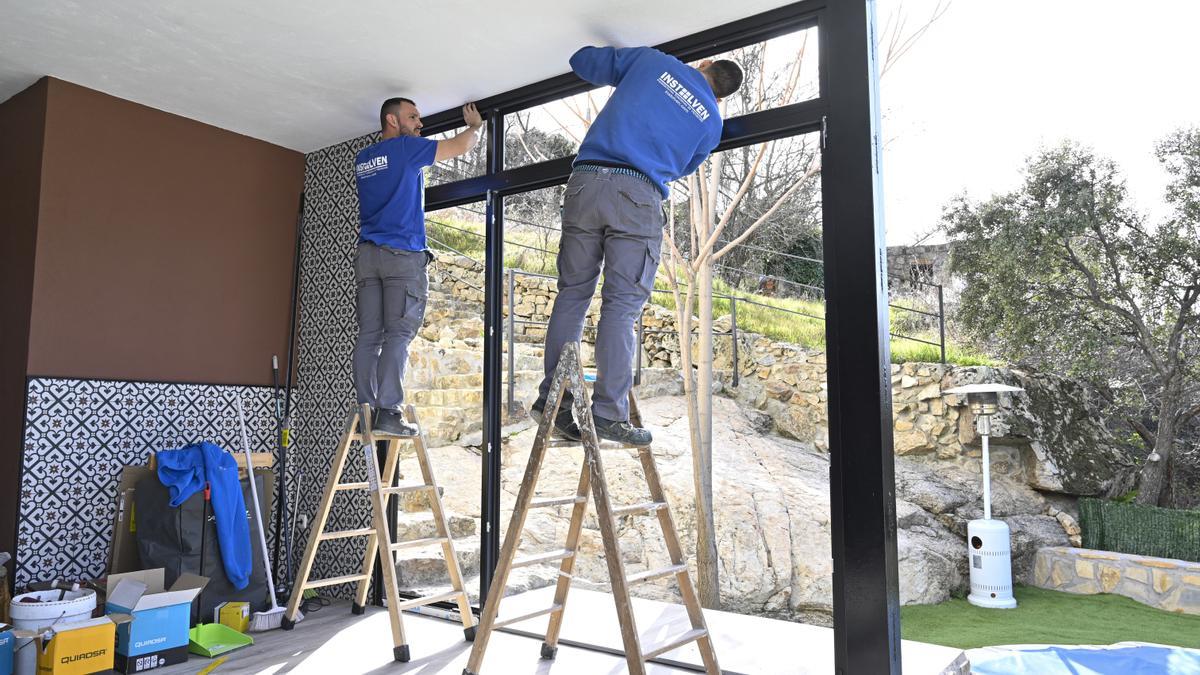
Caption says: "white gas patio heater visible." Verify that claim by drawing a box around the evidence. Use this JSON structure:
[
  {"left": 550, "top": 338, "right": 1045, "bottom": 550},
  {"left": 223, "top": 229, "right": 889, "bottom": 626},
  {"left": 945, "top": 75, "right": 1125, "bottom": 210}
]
[{"left": 943, "top": 382, "right": 1024, "bottom": 609}]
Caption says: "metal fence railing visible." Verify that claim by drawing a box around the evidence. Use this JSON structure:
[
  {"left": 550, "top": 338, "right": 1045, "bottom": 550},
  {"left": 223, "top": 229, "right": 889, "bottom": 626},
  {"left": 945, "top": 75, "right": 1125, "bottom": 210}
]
[{"left": 425, "top": 216, "right": 949, "bottom": 411}]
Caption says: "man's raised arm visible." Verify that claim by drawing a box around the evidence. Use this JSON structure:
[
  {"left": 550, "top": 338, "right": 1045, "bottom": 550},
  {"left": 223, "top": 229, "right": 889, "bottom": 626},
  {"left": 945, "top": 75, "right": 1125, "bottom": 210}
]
[
  {"left": 434, "top": 102, "right": 484, "bottom": 161},
  {"left": 569, "top": 46, "right": 643, "bottom": 87}
]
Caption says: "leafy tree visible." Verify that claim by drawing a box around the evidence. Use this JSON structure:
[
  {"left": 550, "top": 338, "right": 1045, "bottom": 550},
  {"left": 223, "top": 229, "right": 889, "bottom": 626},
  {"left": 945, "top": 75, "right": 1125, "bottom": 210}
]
[{"left": 945, "top": 133, "right": 1200, "bottom": 506}]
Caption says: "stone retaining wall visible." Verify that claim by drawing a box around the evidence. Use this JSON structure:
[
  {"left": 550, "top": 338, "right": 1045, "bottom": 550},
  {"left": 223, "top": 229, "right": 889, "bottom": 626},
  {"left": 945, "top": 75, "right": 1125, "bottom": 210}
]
[{"left": 1034, "top": 546, "right": 1200, "bottom": 614}]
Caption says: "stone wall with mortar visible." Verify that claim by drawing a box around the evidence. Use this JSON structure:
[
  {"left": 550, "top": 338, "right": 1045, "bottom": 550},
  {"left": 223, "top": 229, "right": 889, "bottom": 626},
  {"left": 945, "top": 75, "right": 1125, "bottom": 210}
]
[{"left": 1034, "top": 546, "right": 1200, "bottom": 614}]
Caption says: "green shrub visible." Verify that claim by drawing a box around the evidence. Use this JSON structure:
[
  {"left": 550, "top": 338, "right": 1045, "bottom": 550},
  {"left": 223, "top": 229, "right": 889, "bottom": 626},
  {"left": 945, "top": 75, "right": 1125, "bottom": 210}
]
[{"left": 1079, "top": 497, "right": 1200, "bottom": 562}]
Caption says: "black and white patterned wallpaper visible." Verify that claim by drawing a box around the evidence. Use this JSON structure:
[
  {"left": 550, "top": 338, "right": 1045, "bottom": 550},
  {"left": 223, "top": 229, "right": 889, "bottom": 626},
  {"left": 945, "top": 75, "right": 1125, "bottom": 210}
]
[
  {"left": 16, "top": 378, "right": 278, "bottom": 586},
  {"left": 289, "top": 132, "right": 380, "bottom": 592}
]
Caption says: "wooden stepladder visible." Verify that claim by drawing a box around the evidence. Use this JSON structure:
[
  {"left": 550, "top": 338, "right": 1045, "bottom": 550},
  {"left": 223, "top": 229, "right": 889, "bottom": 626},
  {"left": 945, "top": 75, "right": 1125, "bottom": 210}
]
[
  {"left": 463, "top": 342, "right": 719, "bottom": 675},
  {"left": 282, "top": 403, "right": 476, "bottom": 662}
]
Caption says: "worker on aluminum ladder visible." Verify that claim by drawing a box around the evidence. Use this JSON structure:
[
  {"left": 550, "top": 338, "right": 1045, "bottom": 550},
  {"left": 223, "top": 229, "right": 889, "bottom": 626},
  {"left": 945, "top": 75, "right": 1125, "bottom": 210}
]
[
  {"left": 353, "top": 98, "right": 483, "bottom": 436},
  {"left": 533, "top": 46, "right": 744, "bottom": 445}
]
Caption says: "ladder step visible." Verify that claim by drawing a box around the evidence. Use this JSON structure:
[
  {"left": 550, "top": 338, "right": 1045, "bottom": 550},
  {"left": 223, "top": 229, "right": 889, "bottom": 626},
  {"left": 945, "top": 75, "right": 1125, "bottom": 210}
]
[
  {"left": 302, "top": 573, "right": 371, "bottom": 589},
  {"left": 642, "top": 628, "right": 709, "bottom": 659},
  {"left": 529, "top": 495, "right": 587, "bottom": 509},
  {"left": 612, "top": 501, "right": 668, "bottom": 517},
  {"left": 350, "top": 432, "right": 419, "bottom": 442},
  {"left": 335, "top": 482, "right": 369, "bottom": 491},
  {"left": 492, "top": 603, "right": 565, "bottom": 629},
  {"left": 393, "top": 590, "right": 463, "bottom": 612},
  {"left": 626, "top": 563, "right": 688, "bottom": 585},
  {"left": 318, "top": 527, "right": 376, "bottom": 541},
  {"left": 512, "top": 548, "right": 575, "bottom": 569},
  {"left": 379, "top": 483, "right": 435, "bottom": 495},
  {"left": 548, "top": 438, "right": 640, "bottom": 449},
  {"left": 389, "top": 536, "right": 448, "bottom": 551}
]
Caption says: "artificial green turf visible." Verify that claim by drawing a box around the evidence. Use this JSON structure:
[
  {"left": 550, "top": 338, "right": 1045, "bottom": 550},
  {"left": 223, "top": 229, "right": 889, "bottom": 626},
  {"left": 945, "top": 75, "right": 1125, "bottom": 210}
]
[{"left": 900, "top": 585, "right": 1200, "bottom": 650}]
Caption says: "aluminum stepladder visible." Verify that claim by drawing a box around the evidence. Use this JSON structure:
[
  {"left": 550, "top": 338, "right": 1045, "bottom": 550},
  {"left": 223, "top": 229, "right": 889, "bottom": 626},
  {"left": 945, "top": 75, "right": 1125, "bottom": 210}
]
[
  {"left": 281, "top": 403, "right": 476, "bottom": 662},
  {"left": 463, "top": 342, "right": 719, "bottom": 675}
]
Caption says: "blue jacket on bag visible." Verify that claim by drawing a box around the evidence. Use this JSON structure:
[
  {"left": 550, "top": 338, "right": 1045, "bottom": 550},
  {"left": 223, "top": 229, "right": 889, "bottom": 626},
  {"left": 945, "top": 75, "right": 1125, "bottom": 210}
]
[
  {"left": 571, "top": 46, "right": 724, "bottom": 198},
  {"left": 156, "top": 442, "right": 252, "bottom": 590}
]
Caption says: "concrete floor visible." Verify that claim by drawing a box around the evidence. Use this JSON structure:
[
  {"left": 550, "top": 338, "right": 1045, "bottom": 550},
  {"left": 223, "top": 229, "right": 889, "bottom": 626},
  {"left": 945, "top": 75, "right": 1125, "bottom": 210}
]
[{"left": 143, "top": 590, "right": 968, "bottom": 674}]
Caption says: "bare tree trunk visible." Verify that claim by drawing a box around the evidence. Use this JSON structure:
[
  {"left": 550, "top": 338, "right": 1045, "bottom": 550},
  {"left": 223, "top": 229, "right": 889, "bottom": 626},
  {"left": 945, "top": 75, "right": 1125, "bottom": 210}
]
[
  {"left": 694, "top": 254, "right": 719, "bottom": 608},
  {"left": 1136, "top": 425, "right": 1176, "bottom": 507},
  {"left": 1137, "top": 384, "right": 1180, "bottom": 507}
]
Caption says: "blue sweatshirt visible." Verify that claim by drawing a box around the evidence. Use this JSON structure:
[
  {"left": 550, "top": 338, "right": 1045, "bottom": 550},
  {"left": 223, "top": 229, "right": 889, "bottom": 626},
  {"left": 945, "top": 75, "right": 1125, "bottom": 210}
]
[
  {"left": 571, "top": 46, "right": 723, "bottom": 198},
  {"left": 156, "top": 442, "right": 252, "bottom": 590},
  {"left": 356, "top": 135, "right": 439, "bottom": 250}
]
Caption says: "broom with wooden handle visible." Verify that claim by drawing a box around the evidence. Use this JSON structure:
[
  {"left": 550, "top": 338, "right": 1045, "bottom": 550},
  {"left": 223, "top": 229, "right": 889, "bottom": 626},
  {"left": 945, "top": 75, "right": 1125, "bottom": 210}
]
[{"left": 236, "top": 396, "right": 300, "bottom": 631}]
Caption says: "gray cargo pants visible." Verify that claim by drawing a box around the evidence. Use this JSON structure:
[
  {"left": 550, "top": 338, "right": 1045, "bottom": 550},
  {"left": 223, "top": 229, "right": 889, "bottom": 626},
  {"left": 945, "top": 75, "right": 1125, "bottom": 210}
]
[
  {"left": 353, "top": 242, "right": 429, "bottom": 412},
  {"left": 539, "top": 168, "right": 664, "bottom": 422}
]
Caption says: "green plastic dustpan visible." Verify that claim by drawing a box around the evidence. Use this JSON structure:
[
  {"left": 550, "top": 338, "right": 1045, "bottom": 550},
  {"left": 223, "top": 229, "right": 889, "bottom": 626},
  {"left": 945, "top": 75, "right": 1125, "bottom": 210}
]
[{"left": 188, "top": 622, "right": 254, "bottom": 657}]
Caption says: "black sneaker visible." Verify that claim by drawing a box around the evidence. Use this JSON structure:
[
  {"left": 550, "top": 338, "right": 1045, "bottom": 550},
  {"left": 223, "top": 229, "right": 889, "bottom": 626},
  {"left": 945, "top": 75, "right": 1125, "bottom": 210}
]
[
  {"left": 531, "top": 397, "right": 581, "bottom": 441},
  {"left": 593, "top": 415, "right": 652, "bottom": 446},
  {"left": 372, "top": 409, "right": 418, "bottom": 437}
]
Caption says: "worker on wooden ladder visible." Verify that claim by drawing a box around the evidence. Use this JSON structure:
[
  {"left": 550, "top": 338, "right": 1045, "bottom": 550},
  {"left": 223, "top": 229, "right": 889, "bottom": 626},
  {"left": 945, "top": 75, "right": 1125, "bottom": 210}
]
[
  {"left": 352, "top": 97, "right": 484, "bottom": 435},
  {"left": 534, "top": 46, "right": 743, "bottom": 445}
]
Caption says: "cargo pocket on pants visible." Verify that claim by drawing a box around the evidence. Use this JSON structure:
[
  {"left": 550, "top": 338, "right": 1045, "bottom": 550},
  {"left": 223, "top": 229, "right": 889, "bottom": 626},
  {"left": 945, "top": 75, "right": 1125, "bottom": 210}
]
[
  {"left": 400, "top": 287, "right": 427, "bottom": 337},
  {"left": 637, "top": 240, "right": 662, "bottom": 296}
]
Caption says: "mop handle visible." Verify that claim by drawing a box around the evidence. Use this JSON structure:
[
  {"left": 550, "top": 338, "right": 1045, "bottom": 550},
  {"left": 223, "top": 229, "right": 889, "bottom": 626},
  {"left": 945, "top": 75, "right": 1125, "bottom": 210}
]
[{"left": 236, "top": 396, "right": 279, "bottom": 608}]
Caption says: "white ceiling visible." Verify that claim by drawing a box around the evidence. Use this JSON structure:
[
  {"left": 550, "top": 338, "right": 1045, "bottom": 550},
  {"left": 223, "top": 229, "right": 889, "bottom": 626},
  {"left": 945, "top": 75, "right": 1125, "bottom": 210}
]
[{"left": 0, "top": 0, "right": 795, "bottom": 152}]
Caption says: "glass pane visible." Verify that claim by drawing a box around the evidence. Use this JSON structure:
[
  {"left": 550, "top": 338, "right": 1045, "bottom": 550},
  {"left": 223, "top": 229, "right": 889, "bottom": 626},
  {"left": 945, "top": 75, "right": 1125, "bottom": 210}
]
[
  {"left": 643, "top": 134, "right": 830, "bottom": 632},
  {"left": 495, "top": 186, "right": 578, "bottom": 596},
  {"left": 424, "top": 126, "right": 488, "bottom": 187},
  {"left": 392, "top": 204, "right": 485, "bottom": 603},
  {"left": 484, "top": 135, "right": 837, "bottom": 652},
  {"left": 667, "top": 131, "right": 825, "bottom": 309},
  {"left": 705, "top": 25, "right": 820, "bottom": 119},
  {"left": 504, "top": 88, "right": 612, "bottom": 169}
]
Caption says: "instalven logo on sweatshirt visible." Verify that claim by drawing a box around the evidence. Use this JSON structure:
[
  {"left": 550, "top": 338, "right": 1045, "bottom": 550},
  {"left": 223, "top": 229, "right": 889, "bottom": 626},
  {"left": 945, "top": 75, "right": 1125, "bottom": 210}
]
[
  {"left": 356, "top": 155, "right": 389, "bottom": 178},
  {"left": 657, "top": 71, "right": 710, "bottom": 122}
]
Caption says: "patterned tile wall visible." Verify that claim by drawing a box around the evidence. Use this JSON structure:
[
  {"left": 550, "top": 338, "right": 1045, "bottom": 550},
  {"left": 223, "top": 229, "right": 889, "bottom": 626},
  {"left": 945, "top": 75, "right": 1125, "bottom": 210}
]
[
  {"left": 289, "top": 131, "right": 380, "bottom": 594},
  {"left": 16, "top": 378, "right": 277, "bottom": 586}
]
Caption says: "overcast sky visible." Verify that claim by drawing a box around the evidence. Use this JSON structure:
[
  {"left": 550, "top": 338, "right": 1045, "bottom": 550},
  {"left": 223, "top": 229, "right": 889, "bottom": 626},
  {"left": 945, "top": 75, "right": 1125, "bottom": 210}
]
[{"left": 878, "top": 0, "right": 1200, "bottom": 244}]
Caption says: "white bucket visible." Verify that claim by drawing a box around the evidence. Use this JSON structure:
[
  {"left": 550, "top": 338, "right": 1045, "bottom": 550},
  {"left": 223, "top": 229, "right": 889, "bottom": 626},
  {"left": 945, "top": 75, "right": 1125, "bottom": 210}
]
[{"left": 9, "top": 588, "right": 98, "bottom": 675}]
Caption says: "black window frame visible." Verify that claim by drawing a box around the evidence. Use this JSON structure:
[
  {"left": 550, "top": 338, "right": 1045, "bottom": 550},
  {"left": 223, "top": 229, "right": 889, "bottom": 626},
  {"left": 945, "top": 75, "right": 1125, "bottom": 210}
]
[{"left": 414, "top": 2, "right": 900, "bottom": 671}]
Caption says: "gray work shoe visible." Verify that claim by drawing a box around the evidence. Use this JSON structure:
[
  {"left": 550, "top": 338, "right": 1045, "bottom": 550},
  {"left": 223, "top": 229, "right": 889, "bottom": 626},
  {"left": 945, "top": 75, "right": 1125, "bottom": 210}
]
[
  {"left": 531, "top": 397, "right": 581, "bottom": 441},
  {"left": 593, "top": 415, "right": 652, "bottom": 446},
  {"left": 372, "top": 409, "right": 418, "bottom": 437}
]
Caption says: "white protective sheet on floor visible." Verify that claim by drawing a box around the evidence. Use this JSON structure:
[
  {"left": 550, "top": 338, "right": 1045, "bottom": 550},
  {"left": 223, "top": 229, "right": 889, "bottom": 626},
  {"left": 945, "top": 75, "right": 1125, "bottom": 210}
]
[{"left": 968, "top": 642, "right": 1200, "bottom": 675}]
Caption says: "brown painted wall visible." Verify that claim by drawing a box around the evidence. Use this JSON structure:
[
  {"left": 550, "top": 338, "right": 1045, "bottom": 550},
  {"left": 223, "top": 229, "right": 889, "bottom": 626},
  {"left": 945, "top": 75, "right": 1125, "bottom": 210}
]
[
  {"left": 27, "top": 78, "right": 304, "bottom": 386},
  {"left": 0, "top": 78, "right": 47, "bottom": 572}
]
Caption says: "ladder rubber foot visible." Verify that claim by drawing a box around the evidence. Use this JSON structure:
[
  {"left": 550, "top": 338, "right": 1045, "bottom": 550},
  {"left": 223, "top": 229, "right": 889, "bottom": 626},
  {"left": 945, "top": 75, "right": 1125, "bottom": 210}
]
[
  {"left": 351, "top": 602, "right": 365, "bottom": 615},
  {"left": 394, "top": 645, "right": 410, "bottom": 662},
  {"left": 280, "top": 616, "right": 295, "bottom": 631},
  {"left": 463, "top": 625, "right": 477, "bottom": 642},
  {"left": 540, "top": 642, "right": 558, "bottom": 660}
]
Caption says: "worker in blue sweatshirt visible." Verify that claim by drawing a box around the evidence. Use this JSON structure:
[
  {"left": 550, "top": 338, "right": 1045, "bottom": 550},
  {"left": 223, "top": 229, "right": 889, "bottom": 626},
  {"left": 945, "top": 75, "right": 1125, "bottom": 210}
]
[
  {"left": 353, "top": 98, "right": 483, "bottom": 436},
  {"left": 533, "top": 46, "right": 743, "bottom": 445}
]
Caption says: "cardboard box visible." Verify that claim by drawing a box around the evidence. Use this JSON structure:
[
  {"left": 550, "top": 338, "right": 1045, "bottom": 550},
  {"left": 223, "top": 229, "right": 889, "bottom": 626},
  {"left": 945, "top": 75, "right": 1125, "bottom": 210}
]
[
  {"left": 213, "top": 602, "right": 249, "bottom": 633},
  {"left": 108, "top": 466, "right": 153, "bottom": 576},
  {"left": 31, "top": 616, "right": 117, "bottom": 675},
  {"left": 0, "top": 623, "right": 13, "bottom": 675},
  {"left": 106, "top": 570, "right": 208, "bottom": 673}
]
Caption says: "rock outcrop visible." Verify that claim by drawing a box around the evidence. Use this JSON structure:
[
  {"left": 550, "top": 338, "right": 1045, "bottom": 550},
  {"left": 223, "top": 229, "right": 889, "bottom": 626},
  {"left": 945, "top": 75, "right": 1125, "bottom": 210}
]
[{"left": 417, "top": 395, "right": 1071, "bottom": 622}]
